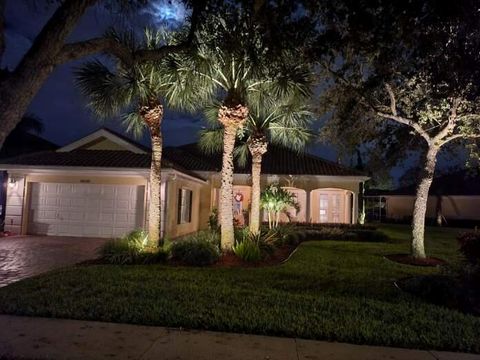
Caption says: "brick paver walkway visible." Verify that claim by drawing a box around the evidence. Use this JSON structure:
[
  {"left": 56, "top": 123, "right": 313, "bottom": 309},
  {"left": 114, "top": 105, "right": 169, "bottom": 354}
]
[{"left": 0, "top": 236, "right": 108, "bottom": 287}]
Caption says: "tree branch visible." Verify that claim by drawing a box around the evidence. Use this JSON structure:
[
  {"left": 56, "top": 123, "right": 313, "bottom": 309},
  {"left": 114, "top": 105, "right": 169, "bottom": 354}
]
[
  {"left": 14, "top": 0, "right": 98, "bottom": 73},
  {"left": 443, "top": 133, "right": 480, "bottom": 144},
  {"left": 433, "top": 97, "right": 461, "bottom": 143},
  {"left": 384, "top": 83, "right": 397, "bottom": 116},
  {"left": 0, "top": 0, "right": 5, "bottom": 61},
  {"left": 376, "top": 111, "right": 431, "bottom": 142},
  {"left": 56, "top": 0, "right": 207, "bottom": 66}
]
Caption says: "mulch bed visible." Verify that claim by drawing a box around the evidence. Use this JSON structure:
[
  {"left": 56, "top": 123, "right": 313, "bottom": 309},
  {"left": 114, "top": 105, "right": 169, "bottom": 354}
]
[
  {"left": 385, "top": 254, "right": 447, "bottom": 267},
  {"left": 213, "top": 245, "right": 297, "bottom": 268}
]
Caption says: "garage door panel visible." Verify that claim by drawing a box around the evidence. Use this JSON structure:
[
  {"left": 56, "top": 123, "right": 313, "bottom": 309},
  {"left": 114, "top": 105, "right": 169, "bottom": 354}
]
[
  {"left": 101, "top": 199, "right": 115, "bottom": 209},
  {"left": 28, "top": 182, "right": 145, "bottom": 238}
]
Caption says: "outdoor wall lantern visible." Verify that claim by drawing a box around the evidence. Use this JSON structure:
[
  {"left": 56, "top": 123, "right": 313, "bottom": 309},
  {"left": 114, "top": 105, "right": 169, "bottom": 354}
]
[{"left": 8, "top": 177, "right": 17, "bottom": 188}]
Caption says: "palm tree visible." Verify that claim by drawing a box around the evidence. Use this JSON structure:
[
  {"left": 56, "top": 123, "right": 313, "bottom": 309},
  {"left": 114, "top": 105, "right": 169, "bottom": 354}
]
[
  {"left": 200, "top": 99, "right": 313, "bottom": 234},
  {"left": 260, "top": 184, "right": 300, "bottom": 229},
  {"left": 184, "top": 15, "right": 312, "bottom": 249},
  {"left": 75, "top": 30, "right": 201, "bottom": 246}
]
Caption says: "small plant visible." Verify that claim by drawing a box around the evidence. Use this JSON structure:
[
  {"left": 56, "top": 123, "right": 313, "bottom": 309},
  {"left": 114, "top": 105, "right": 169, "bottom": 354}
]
[
  {"left": 457, "top": 231, "right": 480, "bottom": 265},
  {"left": 233, "top": 238, "right": 262, "bottom": 262},
  {"left": 234, "top": 226, "right": 250, "bottom": 244},
  {"left": 99, "top": 229, "right": 153, "bottom": 265},
  {"left": 171, "top": 232, "right": 220, "bottom": 266}
]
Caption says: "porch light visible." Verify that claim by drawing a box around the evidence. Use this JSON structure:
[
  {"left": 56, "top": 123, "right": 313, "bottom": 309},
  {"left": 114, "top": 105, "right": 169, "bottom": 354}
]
[{"left": 8, "top": 177, "right": 17, "bottom": 188}]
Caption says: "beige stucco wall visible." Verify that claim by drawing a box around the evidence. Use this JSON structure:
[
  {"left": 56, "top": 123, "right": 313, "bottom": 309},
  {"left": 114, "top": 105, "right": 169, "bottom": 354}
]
[
  {"left": 164, "top": 176, "right": 208, "bottom": 238},
  {"left": 4, "top": 174, "right": 26, "bottom": 234},
  {"left": 200, "top": 172, "right": 362, "bottom": 224},
  {"left": 81, "top": 138, "right": 128, "bottom": 151},
  {"left": 386, "top": 195, "right": 480, "bottom": 220}
]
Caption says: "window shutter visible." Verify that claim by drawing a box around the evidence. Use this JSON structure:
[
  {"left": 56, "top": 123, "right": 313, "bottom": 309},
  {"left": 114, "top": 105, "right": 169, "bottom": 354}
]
[{"left": 177, "top": 189, "right": 182, "bottom": 224}]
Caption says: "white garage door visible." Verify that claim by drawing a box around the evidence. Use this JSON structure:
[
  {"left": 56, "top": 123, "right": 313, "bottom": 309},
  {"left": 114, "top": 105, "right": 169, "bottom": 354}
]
[{"left": 28, "top": 182, "right": 145, "bottom": 238}]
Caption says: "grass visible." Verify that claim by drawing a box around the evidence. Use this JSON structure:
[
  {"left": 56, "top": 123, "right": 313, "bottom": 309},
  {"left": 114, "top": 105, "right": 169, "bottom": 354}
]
[{"left": 0, "top": 224, "right": 479, "bottom": 352}]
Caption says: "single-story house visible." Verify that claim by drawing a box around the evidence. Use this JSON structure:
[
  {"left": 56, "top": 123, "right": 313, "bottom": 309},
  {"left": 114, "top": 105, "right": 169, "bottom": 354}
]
[
  {"left": 366, "top": 170, "right": 480, "bottom": 224},
  {"left": 0, "top": 128, "right": 368, "bottom": 239},
  {"left": 0, "top": 131, "right": 58, "bottom": 228}
]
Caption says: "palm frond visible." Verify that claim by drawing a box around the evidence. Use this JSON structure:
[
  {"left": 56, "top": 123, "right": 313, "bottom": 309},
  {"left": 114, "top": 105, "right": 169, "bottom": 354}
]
[
  {"left": 198, "top": 127, "right": 224, "bottom": 154},
  {"left": 233, "top": 142, "right": 249, "bottom": 168},
  {"left": 121, "top": 111, "right": 147, "bottom": 139},
  {"left": 75, "top": 60, "right": 135, "bottom": 119}
]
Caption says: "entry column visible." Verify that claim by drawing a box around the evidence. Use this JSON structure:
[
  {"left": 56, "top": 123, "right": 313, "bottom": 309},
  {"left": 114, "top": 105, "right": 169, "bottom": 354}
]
[{"left": 305, "top": 190, "right": 311, "bottom": 223}]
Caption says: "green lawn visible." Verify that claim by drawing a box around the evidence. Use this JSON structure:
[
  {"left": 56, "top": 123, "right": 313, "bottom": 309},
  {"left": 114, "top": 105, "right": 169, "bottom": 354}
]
[{"left": 0, "top": 224, "right": 479, "bottom": 352}]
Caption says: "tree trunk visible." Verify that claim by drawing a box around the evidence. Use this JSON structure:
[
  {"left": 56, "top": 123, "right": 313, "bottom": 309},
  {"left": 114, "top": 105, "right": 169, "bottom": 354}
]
[
  {"left": 411, "top": 146, "right": 439, "bottom": 258},
  {"left": 141, "top": 104, "right": 164, "bottom": 247},
  {"left": 218, "top": 104, "right": 248, "bottom": 250},
  {"left": 0, "top": 0, "right": 98, "bottom": 150},
  {"left": 247, "top": 135, "right": 268, "bottom": 234}
]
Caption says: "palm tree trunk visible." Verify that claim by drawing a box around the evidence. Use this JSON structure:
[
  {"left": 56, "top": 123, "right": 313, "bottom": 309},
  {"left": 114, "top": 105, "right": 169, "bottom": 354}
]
[
  {"left": 218, "top": 104, "right": 248, "bottom": 250},
  {"left": 249, "top": 156, "right": 263, "bottom": 233},
  {"left": 247, "top": 135, "right": 268, "bottom": 234},
  {"left": 411, "top": 145, "right": 439, "bottom": 259},
  {"left": 141, "top": 103, "right": 164, "bottom": 247}
]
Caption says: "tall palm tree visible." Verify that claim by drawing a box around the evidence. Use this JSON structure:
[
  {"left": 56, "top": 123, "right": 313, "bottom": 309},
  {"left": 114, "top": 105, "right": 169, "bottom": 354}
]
[
  {"left": 75, "top": 30, "right": 201, "bottom": 246},
  {"left": 200, "top": 99, "right": 313, "bottom": 234},
  {"left": 183, "top": 15, "right": 312, "bottom": 249}
]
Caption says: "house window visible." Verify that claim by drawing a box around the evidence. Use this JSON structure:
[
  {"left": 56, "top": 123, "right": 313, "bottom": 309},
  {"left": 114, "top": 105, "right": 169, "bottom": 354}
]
[
  {"left": 177, "top": 188, "right": 193, "bottom": 224},
  {"left": 319, "top": 194, "right": 329, "bottom": 223}
]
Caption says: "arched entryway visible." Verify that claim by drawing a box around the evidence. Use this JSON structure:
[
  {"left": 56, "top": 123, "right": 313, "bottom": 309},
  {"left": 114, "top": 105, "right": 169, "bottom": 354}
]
[{"left": 310, "top": 188, "right": 354, "bottom": 224}]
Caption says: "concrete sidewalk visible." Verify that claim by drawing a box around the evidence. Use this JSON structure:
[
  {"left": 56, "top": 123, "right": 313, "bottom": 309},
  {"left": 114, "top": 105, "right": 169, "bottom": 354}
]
[{"left": 0, "top": 315, "right": 478, "bottom": 360}]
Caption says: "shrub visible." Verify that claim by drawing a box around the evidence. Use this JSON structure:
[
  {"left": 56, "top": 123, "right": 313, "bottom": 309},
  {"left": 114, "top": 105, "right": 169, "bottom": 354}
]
[
  {"left": 234, "top": 226, "right": 250, "bottom": 244},
  {"left": 137, "top": 248, "right": 170, "bottom": 264},
  {"left": 248, "top": 231, "right": 276, "bottom": 256},
  {"left": 208, "top": 209, "right": 220, "bottom": 232},
  {"left": 171, "top": 233, "right": 220, "bottom": 266},
  {"left": 233, "top": 239, "right": 262, "bottom": 262},
  {"left": 292, "top": 227, "right": 389, "bottom": 243},
  {"left": 99, "top": 229, "right": 155, "bottom": 265},
  {"left": 457, "top": 231, "right": 480, "bottom": 265},
  {"left": 348, "top": 229, "right": 390, "bottom": 242}
]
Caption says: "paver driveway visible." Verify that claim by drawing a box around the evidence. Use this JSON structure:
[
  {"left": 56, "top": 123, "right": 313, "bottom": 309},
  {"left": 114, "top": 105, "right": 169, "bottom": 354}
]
[{"left": 0, "top": 236, "right": 109, "bottom": 287}]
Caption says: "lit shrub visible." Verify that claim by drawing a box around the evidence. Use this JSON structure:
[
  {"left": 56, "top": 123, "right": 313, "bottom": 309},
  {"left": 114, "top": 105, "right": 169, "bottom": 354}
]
[
  {"left": 233, "top": 239, "right": 262, "bottom": 262},
  {"left": 99, "top": 229, "right": 154, "bottom": 265},
  {"left": 170, "top": 232, "right": 220, "bottom": 266}
]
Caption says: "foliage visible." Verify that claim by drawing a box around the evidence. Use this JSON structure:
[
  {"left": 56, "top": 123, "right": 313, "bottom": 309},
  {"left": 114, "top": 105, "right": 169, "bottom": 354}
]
[
  {"left": 170, "top": 231, "right": 220, "bottom": 266},
  {"left": 208, "top": 208, "right": 220, "bottom": 233},
  {"left": 457, "top": 231, "right": 480, "bottom": 265},
  {"left": 260, "top": 184, "right": 299, "bottom": 229},
  {"left": 232, "top": 238, "right": 262, "bottom": 263},
  {"left": 2, "top": 225, "right": 480, "bottom": 352},
  {"left": 75, "top": 28, "right": 204, "bottom": 134},
  {"left": 199, "top": 97, "right": 314, "bottom": 167},
  {"left": 99, "top": 229, "right": 167, "bottom": 265}
]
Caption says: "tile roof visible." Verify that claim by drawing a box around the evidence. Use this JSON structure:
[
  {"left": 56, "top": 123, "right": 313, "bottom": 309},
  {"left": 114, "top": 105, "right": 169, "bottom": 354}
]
[
  {"left": 0, "top": 150, "right": 205, "bottom": 180},
  {"left": 167, "top": 143, "right": 364, "bottom": 176},
  {"left": 0, "top": 144, "right": 364, "bottom": 178}
]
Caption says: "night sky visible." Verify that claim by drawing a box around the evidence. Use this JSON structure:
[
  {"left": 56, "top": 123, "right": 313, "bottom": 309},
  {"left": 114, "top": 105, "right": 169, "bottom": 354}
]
[
  {"left": 2, "top": 1, "right": 462, "bottom": 183},
  {"left": 2, "top": 0, "right": 206, "bottom": 148}
]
